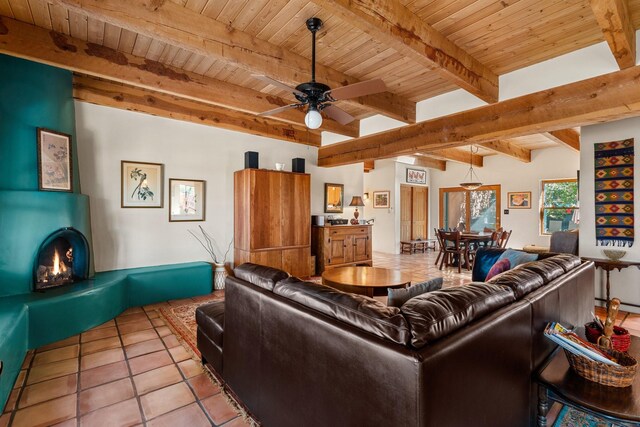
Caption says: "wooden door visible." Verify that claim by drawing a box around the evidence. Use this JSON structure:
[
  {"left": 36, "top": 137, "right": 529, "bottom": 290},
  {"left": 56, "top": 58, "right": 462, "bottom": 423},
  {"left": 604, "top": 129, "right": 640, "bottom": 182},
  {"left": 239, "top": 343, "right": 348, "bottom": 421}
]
[
  {"left": 412, "top": 187, "right": 428, "bottom": 239},
  {"left": 352, "top": 234, "right": 369, "bottom": 262},
  {"left": 327, "top": 234, "right": 348, "bottom": 265},
  {"left": 281, "top": 173, "right": 310, "bottom": 247},
  {"left": 400, "top": 185, "right": 412, "bottom": 242},
  {"left": 250, "top": 170, "right": 282, "bottom": 250},
  {"left": 282, "top": 247, "right": 310, "bottom": 277},
  {"left": 400, "top": 185, "right": 429, "bottom": 241},
  {"left": 249, "top": 250, "right": 283, "bottom": 270}
]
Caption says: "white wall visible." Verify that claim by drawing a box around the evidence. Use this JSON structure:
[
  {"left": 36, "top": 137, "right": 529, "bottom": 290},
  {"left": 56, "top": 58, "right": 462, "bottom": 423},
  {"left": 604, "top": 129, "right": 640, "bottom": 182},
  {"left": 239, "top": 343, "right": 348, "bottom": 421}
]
[
  {"left": 362, "top": 159, "right": 396, "bottom": 253},
  {"left": 361, "top": 159, "right": 431, "bottom": 254},
  {"left": 581, "top": 117, "right": 640, "bottom": 312},
  {"left": 76, "top": 102, "right": 362, "bottom": 272},
  {"left": 430, "top": 147, "right": 580, "bottom": 249}
]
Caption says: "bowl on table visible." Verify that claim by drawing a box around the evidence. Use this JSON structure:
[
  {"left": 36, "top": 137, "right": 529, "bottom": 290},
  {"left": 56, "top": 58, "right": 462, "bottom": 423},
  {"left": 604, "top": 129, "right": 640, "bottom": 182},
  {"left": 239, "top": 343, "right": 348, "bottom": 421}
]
[{"left": 602, "top": 249, "right": 627, "bottom": 261}]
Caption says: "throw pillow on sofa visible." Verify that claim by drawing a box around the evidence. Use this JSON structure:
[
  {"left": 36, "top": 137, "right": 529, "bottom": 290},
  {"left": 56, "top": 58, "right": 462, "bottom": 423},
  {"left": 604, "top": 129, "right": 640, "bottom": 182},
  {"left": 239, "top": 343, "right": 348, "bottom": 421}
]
[
  {"left": 485, "top": 258, "right": 511, "bottom": 281},
  {"left": 497, "top": 249, "right": 538, "bottom": 269},
  {"left": 387, "top": 277, "right": 443, "bottom": 308}
]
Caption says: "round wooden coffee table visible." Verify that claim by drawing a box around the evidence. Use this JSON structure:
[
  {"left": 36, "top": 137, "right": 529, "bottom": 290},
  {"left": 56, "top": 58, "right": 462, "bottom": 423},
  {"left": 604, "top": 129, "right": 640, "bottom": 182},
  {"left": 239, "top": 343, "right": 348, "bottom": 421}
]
[{"left": 321, "top": 266, "right": 411, "bottom": 298}]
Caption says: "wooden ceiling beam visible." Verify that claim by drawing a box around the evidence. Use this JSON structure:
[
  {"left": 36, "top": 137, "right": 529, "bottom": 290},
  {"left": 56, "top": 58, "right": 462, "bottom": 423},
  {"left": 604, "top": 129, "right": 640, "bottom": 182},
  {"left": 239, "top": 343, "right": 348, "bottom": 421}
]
[
  {"left": 589, "top": 0, "right": 636, "bottom": 69},
  {"left": 424, "top": 148, "right": 483, "bottom": 167},
  {"left": 0, "top": 16, "right": 359, "bottom": 137},
  {"left": 544, "top": 129, "right": 581, "bottom": 152},
  {"left": 405, "top": 156, "right": 447, "bottom": 171},
  {"left": 318, "top": 64, "right": 640, "bottom": 167},
  {"left": 73, "top": 75, "right": 321, "bottom": 146},
  {"left": 363, "top": 160, "right": 375, "bottom": 173},
  {"left": 311, "top": 0, "right": 499, "bottom": 103},
  {"left": 478, "top": 140, "right": 532, "bottom": 163},
  {"left": 51, "top": 0, "right": 416, "bottom": 123}
]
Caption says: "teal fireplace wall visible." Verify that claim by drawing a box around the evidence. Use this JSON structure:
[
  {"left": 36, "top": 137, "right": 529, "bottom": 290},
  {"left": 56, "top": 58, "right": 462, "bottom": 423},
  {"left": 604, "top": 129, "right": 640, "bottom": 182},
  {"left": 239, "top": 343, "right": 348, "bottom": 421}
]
[{"left": 0, "top": 54, "right": 94, "bottom": 297}]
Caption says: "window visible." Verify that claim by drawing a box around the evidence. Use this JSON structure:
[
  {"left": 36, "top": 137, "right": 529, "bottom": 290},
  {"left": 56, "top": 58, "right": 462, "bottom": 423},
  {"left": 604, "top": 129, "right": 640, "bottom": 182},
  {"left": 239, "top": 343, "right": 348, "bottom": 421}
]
[
  {"left": 540, "top": 178, "right": 578, "bottom": 235},
  {"left": 439, "top": 185, "right": 501, "bottom": 232}
]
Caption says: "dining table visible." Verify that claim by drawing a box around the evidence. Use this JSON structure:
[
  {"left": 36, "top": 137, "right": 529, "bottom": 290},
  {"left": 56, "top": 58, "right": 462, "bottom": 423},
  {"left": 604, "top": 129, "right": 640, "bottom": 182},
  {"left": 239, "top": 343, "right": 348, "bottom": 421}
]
[
  {"left": 461, "top": 232, "right": 495, "bottom": 252},
  {"left": 448, "top": 231, "right": 495, "bottom": 268}
]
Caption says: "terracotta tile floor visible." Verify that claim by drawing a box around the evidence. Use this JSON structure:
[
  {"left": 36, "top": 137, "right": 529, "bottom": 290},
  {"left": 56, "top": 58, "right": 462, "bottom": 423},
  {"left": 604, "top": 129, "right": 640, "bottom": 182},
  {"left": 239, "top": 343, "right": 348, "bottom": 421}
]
[
  {"left": 372, "top": 250, "right": 471, "bottom": 288},
  {"left": 3, "top": 250, "right": 638, "bottom": 426},
  {"left": 2, "top": 304, "right": 250, "bottom": 427}
]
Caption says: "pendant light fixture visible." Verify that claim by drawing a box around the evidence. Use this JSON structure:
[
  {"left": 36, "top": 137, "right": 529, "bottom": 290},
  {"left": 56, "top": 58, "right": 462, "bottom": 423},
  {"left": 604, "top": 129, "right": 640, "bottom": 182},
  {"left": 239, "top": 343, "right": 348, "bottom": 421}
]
[{"left": 459, "top": 145, "right": 483, "bottom": 190}]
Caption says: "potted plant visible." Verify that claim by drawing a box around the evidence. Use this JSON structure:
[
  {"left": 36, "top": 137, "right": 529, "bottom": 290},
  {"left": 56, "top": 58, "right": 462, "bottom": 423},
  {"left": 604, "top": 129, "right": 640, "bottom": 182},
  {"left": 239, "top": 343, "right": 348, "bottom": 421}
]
[{"left": 189, "top": 226, "right": 233, "bottom": 290}]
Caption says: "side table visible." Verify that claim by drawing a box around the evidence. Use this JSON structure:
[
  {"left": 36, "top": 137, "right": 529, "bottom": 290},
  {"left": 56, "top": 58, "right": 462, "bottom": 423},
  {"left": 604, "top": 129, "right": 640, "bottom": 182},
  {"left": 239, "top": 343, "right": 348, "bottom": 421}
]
[
  {"left": 580, "top": 257, "right": 640, "bottom": 305},
  {"left": 537, "top": 334, "right": 640, "bottom": 427}
]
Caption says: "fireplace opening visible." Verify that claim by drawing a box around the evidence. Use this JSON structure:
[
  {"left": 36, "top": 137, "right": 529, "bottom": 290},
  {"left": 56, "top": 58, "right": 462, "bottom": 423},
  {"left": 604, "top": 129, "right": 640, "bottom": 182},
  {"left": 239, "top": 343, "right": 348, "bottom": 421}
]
[{"left": 33, "top": 227, "right": 90, "bottom": 291}]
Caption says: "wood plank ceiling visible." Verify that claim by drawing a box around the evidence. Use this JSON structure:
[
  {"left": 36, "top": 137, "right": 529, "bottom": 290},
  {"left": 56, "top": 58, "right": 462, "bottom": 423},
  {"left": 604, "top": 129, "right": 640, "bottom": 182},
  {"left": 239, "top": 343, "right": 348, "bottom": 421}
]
[{"left": 1, "top": 0, "right": 636, "bottom": 167}]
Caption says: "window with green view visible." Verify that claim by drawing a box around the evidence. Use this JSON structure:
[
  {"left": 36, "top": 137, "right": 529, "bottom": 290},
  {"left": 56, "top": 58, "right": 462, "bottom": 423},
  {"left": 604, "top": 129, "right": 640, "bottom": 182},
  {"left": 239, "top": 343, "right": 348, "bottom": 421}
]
[{"left": 540, "top": 179, "right": 578, "bottom": 235}]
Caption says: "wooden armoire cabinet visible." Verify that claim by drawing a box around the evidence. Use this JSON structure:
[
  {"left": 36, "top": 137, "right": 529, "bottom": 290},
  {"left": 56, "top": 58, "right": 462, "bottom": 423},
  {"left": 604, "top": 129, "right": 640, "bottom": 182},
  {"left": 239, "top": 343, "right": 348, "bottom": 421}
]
[
  {"left": 311, "top": 225, "right": 372, "bottom": 274},
  {"left": 234, "top": 169, "right": 311, "bottom": 277}
]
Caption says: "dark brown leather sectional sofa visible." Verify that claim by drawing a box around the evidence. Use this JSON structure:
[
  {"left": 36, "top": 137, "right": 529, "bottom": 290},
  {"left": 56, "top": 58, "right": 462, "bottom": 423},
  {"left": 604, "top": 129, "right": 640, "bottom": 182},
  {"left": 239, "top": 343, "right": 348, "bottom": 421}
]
[{"left": 201, "top": 252, "right": 594, "bottom": 427}]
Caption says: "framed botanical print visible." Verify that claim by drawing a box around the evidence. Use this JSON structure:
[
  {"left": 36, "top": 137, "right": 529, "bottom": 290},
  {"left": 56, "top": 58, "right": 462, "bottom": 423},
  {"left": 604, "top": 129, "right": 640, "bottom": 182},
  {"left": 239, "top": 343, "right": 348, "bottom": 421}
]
[
  {"left": 324, "top": 183, "right": 344, "bottom": 213},
  {"left": 169, "top": 179, "right": 206, "bottom": 222},
  {"left": 507, "top": 191, "right": 532, "bottom": 209},
  {"left": 406, "top": 168, "right": 426, "bottom": 184},
  {"left": 37, "top": 128, "right": 73, "bottom": 192},
  {"left": 121, "top": 161, "right": 164, "bottom": 208},
  {"left": 373, "top": 191, "right": 390, "bottom": 208}
]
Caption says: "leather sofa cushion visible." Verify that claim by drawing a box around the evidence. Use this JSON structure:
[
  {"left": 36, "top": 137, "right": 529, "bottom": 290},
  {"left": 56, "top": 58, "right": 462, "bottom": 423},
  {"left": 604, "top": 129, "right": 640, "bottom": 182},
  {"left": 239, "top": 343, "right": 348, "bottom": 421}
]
[
  {"left": 196, "top": 300, "right": 225, "bottom": 347},
  {"left": 233, "top": 263, "right": 289, "bottom": 291},
  {"left": 520, "top": 258, "right": 565, "bottom": 283},
  {"left": 274, "top": 277, "right": 411, "bottom": 345},
  {"left": 487, "top": 268, "right": 544, "bottom": 299},
  {"left": 401, "top": 283, "right": 516, "bottom": 348},
  {"left": 545, "top": 254, "right": 581, "bottom": 272}
]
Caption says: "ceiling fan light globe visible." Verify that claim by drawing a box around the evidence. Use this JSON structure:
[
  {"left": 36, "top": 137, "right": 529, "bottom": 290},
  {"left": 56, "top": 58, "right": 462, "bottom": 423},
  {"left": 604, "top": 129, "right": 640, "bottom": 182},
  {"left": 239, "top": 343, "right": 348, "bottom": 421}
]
[{"left": 305, "top": 109, "right": 323, "bottom": 129}]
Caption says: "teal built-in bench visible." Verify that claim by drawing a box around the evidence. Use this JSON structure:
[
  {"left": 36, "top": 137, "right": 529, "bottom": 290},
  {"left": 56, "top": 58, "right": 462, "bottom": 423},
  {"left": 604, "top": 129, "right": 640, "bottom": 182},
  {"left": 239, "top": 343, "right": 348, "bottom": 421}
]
[{"left": 0, "top": 262, "right": 212, "bottom": 410}]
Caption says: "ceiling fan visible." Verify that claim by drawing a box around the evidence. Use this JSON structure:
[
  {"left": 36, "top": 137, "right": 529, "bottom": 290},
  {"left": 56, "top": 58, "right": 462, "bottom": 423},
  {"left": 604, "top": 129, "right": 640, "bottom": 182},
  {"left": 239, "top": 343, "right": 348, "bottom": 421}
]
[{"left": 253, "top": 17, "right": 388, "bottom": 130}]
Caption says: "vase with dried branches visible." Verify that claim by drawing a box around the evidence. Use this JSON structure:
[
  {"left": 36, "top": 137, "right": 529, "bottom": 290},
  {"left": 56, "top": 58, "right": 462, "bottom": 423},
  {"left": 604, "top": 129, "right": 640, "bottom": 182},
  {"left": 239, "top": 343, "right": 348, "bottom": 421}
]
[{"left": 189, "top": 225, "right": 233, "bottom": 290}]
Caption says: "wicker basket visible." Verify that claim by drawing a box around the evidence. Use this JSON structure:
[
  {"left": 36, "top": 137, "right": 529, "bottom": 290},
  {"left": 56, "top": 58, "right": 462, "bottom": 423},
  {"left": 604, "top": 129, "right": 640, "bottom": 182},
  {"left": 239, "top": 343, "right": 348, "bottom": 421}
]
[
  {"left": 565, "top": 346, "right": 638, "bottom": 387},
  {"left": 585, "top": 322, "right": 631, "bottom": 353}
]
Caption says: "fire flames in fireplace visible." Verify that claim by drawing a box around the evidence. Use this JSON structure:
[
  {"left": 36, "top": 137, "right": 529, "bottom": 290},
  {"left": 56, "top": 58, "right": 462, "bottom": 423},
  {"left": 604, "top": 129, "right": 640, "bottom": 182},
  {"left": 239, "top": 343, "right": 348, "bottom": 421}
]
[
  {"left": 36, "top": 246, "right": 73, "bottom": 286},
  {"left": 34, "top": 228, "right": 90, "bottom": 291}
]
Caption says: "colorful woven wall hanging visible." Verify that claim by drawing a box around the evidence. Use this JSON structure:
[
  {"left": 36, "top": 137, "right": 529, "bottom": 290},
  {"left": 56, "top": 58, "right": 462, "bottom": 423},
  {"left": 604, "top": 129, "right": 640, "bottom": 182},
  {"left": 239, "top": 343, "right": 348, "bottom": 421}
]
[{"left": 594, "top": 138, "right": 634, "bottom": 247}]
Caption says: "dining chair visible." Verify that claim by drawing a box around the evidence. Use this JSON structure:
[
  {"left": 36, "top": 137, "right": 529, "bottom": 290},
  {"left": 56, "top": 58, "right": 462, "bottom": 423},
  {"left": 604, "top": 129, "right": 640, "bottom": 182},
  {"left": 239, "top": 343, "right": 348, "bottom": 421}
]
[
  {"left": 434, "top": 228, "right": 445, "bottom": 266},
  {"left": 499, "top": 230, "right": 512, "bottom": 248},
  {"left": 438, "top": 230, "right": 469, "bottom": 273}
]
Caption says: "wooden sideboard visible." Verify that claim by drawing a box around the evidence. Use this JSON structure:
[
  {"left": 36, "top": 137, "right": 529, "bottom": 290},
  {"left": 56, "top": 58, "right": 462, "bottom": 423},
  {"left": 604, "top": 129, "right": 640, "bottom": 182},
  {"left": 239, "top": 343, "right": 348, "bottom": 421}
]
[
  {"left": 234, "top": 169, "right": 311, "bottom": 277},
  {"left": 311, "top": 225, "right": 372, "bottom": 274}
]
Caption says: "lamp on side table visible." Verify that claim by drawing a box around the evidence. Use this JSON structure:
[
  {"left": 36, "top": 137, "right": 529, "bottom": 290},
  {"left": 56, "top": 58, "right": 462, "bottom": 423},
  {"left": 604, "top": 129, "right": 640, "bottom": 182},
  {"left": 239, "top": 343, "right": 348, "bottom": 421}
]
[{"left": 349, "top": 196, "right": 365, "bottom": 225}]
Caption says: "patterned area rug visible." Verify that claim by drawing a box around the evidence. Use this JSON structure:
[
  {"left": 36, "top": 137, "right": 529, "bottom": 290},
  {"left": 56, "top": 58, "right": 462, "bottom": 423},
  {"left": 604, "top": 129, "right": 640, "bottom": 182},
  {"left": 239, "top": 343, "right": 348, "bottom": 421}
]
[
  {"left": 157, "top": 292, "right": 260, "bottom": 426},
  {"left": 158, "top": 292, "right": 224, "bottom": 357},
  {"left": 595, "top": 138, "right": 634, "bottom": 247},
  {"left": 554, "top": 405, "right": 623, "bottom": 427}
]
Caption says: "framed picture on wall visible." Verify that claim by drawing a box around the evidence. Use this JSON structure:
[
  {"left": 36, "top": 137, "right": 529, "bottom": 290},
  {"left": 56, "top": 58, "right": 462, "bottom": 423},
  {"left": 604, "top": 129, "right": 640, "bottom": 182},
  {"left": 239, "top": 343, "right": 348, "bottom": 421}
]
[
  {"left": 37, "top": 128, "right": 73, "bottom": 192},
  {"left": 373, "top": 191, "right": 390, "bottom": 208},
  {"left": 324, "top": 183, "right": 344, "bottom": 213},
  {"left": 406, "top": 168, "right": 426, "bottom": 184},
  {"left": 169, "top": 179, "right": 206, "bottom": 222},
  {"left": 507, "top": 191, "right": 532, "bottom": 209},
  {"left": 121, "top": 161, "right": 164, "bottom": 208}
]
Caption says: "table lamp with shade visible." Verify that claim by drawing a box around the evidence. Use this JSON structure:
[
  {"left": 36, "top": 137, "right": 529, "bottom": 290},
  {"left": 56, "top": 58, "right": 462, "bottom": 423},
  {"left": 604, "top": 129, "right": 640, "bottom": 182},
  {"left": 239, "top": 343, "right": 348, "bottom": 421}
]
[{"left": 349, "top": 196, "right": 365, "bottom": 225}]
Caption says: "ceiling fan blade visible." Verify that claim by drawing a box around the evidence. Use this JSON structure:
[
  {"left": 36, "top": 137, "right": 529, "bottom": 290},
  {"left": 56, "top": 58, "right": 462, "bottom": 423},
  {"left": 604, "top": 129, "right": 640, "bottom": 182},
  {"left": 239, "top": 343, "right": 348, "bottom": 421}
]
[
  {"left": 325, "top": 78, "right": 387, "bottom": 101},
  {"left": 252, "top": 75, "right": 305, "bottom": 97},
  {"left": 322, "top": 105, "right": 355, "bottom": 125},
  {"left": 257, "top": 104, "right": 302, "bottom": 117}
]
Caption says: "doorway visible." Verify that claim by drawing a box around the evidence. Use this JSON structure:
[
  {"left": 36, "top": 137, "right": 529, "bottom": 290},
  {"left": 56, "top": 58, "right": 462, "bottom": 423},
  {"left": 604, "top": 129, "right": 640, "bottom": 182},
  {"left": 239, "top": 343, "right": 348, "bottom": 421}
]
[
  {"left": 439, "top": 185, "right": 501, "bottom": 232},
  {"left": 400, "top": 185, "right": 429, "bottom": 241}
]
